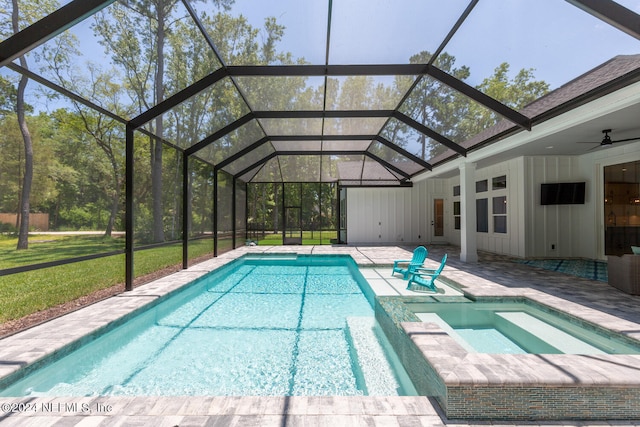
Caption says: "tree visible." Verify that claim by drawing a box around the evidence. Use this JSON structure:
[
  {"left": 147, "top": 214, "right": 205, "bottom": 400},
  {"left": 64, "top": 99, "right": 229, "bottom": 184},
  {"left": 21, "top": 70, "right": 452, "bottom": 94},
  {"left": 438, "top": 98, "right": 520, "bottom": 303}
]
[
  {"left": 93, "top": 0, "right": 174, "bottom": 242},
  {"left": 92, "top": 0, "right": 236, "bottom": 243},
  {"left": 0, "top": 115, "right": 24, "bottom": 217},
  {"left": 0, "top": 76, "right": 17, "bottom": 114},
  {"left": 387, "top": 53, "right": 549, "bottom": 161},
  {"left": 54, "top": 103, "right": 126, "bottom": 236},
  {"left": 162, "top": 9, "right": 299, "bottom": 240},
  {"left": 0, "top": 111, "right": 67, "bottom": 226},
  {"left": 12, "top": 0, "right": 34, "bottom": 248},
  {"left": 0, "top": 0, "right": 59, "bottom": 248},
  {"left": 0, "top": 77, "right": 20, "bottom": 217},
  {"left": 395, "top": 51, "right": 471, "bottom": 160},
  {"left": 459, "top": 62, "right": 550, "bottom": 136},
  {"left": 40, "top": 24, "right": 131, "bottom": 237}
]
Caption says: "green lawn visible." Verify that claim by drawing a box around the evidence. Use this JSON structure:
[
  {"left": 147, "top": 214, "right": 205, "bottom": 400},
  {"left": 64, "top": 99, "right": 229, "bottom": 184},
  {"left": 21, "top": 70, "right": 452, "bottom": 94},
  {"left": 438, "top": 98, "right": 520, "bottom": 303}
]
[
  {"left": 0, "top": 235, "right": 214, "bottom": 324},
  {"left": 0, "top": 234, "right": 124, "bottom": 270},
  {"left": 254, "top": 230, "right": 337, "bottom": 245}
]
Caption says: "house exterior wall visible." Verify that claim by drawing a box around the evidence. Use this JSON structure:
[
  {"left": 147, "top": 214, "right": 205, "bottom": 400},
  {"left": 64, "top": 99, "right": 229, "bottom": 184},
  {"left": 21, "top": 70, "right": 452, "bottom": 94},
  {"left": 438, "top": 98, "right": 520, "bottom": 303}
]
[
  {"left": 346, "top": 160, "right": 527, "bottom": 255},
  {"left": 347, "top": 188, "right": 408, "bottom": 244},
  {"left": 447, "top": 158, "right": 526, "bottom": 257},
  {"left": 345, "top": 180, "right": 447, "bottom": 246},
  {"left": 524, "top": 143, "right": 640, "bottom": 260},
  {"left": 524, "top": 156, "right": 588, "bottom": 258},
  {"left": 345, "top": 142, "right": 640, "bottom": 260},
  {"left": 346, "top": 187, "right": 418, "bottom": 245}
]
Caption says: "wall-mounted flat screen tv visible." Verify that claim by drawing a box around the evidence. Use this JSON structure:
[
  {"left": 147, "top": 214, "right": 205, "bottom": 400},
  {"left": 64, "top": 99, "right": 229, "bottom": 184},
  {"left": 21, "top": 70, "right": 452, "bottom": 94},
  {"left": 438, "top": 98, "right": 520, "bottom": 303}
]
[{"left": 540, "top": 182, "right": 586, "bottom": 205}]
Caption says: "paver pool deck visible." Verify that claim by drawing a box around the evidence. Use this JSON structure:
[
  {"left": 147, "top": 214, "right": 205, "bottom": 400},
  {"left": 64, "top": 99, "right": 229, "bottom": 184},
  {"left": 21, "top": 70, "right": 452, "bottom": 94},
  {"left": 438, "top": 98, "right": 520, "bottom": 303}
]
[{"left": 1, "top": 245, "right": 639, "bottom": 426}]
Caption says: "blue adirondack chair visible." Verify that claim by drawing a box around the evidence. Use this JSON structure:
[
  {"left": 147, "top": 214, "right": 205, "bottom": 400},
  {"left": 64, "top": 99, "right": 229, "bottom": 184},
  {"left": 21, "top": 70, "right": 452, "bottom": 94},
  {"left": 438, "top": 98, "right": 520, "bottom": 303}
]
[
  {"left": 392, "top": 246, "right": 428, "bottom": 279},
  {"left": 406, "top": 254, "right": 448, "bottom": 292}
]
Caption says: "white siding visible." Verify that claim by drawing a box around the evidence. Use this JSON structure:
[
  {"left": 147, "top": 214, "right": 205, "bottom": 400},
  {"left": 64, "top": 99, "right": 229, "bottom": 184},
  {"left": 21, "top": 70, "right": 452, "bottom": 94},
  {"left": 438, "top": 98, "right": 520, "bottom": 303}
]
[
  {"left": 524, "top": 156, "right": 588, "bottom": 258},
  {"left": 347, "top": 188, "right": 402, "bottom": 244},
  {"left": 346, "top": 182, "right": 445, "bottom": 245},
  {"left": 447, "top": 159, "right": 526, "bottom": 257},
  {"left": 344, "top": 142, "right": 640, "bottom": 260}
]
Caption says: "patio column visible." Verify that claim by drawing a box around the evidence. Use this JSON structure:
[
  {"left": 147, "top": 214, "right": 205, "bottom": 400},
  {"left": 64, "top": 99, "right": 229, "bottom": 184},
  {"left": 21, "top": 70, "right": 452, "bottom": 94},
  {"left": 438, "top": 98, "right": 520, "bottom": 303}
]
[
  {"left": 125, "top": 124, "right": 134, "bottom": 291},
  {"left": 459, "top": 162, "right": 478, "bottom": 263},
  {"left": 182, "top": 153, "right": 189, "bottom": 269}
]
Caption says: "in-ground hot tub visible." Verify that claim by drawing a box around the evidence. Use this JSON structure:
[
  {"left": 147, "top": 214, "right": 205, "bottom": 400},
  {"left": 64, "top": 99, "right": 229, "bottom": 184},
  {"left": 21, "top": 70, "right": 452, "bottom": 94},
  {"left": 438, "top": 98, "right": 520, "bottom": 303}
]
[
  {"left": 408, "top": 300, "right": 640, "bottom": 355},
  {"left": 376, "top": 295, "right": 640, "bottom": 421}
]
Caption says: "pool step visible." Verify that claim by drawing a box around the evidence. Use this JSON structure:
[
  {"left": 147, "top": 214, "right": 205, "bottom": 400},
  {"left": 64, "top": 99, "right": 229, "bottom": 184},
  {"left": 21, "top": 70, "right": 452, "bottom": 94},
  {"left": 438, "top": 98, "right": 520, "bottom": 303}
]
[
  {"left": 345, "top": 317, "right": 414, "bottom": 395},
  {"left": 244, "top": 253, "right": 299, "bottom": 261},
  {"left": 415, "top": 313, "right": 478, "bottom": 353},
  {"left": 495, "top": 312, "right": 605, "bottom": 355}
]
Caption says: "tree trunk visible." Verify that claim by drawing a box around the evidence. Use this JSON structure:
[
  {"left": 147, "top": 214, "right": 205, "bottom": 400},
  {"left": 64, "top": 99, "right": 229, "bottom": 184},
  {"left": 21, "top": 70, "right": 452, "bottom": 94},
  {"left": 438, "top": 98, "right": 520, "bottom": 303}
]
[
  {"left": 151, "top": 4, "right": 166, "bottom": 243},
  {"left": 54, "top": 194, "right": 60, "bottom": 229},
  {"left": 104, "top": 171, "right": 121, "bottom": 238},
  {"left": 171, "top": 150, "right": 181, "bottom": 240},
  {"left": 16, "top": 74, "right": 32, "bottom": 250},
  {"left": 151, "top": 138, "right": 164, "bottom": 242},
  {"left": 13, "top": 0, "right": 33, "bottom": 250},
  {"left": 273, "top": 184, "right": 279, "bottom": 234}
]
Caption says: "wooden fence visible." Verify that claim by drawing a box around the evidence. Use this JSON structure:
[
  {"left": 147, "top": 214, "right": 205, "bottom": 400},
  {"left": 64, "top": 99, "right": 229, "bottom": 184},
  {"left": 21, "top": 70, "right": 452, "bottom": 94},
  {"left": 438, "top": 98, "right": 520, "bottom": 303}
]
[{"left": 0, "top": 213, "right": 49, "bottom": 231}]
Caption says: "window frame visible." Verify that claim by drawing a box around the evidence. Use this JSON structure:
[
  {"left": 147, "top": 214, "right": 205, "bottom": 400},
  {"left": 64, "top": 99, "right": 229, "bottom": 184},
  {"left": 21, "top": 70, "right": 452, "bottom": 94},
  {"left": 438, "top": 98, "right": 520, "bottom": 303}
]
[{"left": 492, "top": 195, "right": 507, "bottom": 234}]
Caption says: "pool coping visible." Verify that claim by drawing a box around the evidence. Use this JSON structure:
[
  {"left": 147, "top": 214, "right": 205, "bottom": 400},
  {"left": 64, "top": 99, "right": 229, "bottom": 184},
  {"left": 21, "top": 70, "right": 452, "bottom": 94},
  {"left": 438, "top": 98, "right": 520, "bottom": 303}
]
[
  {"left": 2, "top": 245, "right": 640, "bottom": 425},
  {"left": 0, "top": 395, "right": 442, "bottom": 424}
]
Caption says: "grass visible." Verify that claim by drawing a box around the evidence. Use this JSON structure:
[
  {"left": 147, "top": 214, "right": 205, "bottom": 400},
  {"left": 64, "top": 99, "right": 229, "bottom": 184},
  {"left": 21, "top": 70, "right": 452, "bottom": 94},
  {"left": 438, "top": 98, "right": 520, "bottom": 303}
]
[
  {"left": 253, "top": 231, "right": 337, "bottom": 245},
  {"left": 0, "top": 235, "right": 214, "bottom": 324},
  {"left": 0, "top": 234, "right": 124, "bottom": 269}
]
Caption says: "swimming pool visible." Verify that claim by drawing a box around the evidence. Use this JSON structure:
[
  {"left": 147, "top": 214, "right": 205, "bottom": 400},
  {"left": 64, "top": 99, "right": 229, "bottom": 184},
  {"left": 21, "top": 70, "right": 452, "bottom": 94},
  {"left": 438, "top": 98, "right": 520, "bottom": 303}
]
[{"left": 0, "top": 255, "right": 416, "bottom": 397}]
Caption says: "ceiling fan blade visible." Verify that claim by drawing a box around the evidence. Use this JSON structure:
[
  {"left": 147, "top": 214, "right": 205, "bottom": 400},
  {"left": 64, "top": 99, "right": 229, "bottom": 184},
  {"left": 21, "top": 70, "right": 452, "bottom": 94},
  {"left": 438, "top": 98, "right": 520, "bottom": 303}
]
[
  {"left": 611, "top": 136, "right": 640, "bottom": 143},
  {"left": 586, "top": 143, "right": 606, "bottom": 151},
  {"left": 577, "top": 131, "right": 640, "bottom": 149}
]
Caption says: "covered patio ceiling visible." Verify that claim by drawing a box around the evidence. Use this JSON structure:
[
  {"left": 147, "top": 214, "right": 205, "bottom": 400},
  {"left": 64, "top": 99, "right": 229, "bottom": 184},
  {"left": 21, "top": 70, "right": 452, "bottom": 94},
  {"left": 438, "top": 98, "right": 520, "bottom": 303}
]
[{"left": 1, "top": 0, "right": 640, "bottom": 186}]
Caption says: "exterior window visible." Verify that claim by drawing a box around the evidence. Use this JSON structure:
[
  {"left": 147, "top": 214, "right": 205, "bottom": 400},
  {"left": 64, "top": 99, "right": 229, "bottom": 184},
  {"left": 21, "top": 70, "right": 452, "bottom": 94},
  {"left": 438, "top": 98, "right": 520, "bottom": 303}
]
[
  {"left": 494, "top": 216, "right": 507, "bottom": 234},
  {"left": 476, "top": 198, "right": 488, "bottom": 232},
  {"left": 492, "top": 175, "right": 507, "bottom": 190},
  {"left": 493, "top": 196, "right": 507, "bottom": 233},
  {"left": 460, "top": 175, "right": 507, "bottom": 235}
]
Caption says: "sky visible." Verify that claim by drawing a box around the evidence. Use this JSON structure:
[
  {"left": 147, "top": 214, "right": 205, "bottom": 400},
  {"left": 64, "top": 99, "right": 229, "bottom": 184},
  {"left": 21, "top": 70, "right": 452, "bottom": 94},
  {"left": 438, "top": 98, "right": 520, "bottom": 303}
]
[
  {"left": 227, "top": 0, "right": 640, "bottom": 88},
  {"left": 6, "top": 0, "right": 640, "bottom": 113}
]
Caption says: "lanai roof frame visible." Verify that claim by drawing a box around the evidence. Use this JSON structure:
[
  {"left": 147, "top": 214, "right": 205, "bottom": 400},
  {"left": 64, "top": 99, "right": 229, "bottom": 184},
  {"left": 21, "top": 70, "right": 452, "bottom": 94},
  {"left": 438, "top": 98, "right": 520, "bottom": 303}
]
[{"left": 1, "top": 0, "right": 640, "bottom": 289}]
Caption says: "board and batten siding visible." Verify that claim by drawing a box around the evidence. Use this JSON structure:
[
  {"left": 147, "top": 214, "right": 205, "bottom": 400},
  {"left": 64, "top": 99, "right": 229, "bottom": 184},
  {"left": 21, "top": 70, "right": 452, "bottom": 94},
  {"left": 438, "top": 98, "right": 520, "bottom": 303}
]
[
  {"left": 345, "top": 180, "right": 447, "bottom": 246},
  {"left": 346, "top": 187, "right": 415, "bottom": 245},
  {"left": 344, "top": 142, "right": 640, "bottom": 260},
  {"left": 447, "top": 158, "right": 526, "bottom": 257},
  {"left": 524, "top": 156, "right": 590, "bottom": 258},
  {"left": 524, "top": 142, "right": 640, "bottom": 260},
  {"left": 345, "top": 158, "right": 527, "bottom": 257},
  {"left": 345, "top": 158, "right": 532, "bottom": 258}
]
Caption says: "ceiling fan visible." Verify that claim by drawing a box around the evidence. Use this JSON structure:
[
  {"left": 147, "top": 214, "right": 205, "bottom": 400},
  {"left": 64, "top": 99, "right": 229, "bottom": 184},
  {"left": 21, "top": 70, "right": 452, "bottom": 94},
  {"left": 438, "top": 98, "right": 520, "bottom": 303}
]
[{"left": 579, "top": 129, "right": 640, "bottom": 149}]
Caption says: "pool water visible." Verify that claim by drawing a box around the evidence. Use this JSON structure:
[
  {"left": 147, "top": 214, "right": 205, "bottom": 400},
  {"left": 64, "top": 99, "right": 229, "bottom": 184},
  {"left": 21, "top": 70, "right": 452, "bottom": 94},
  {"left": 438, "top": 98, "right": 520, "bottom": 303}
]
[
  {"left": 1, "top": 255, "right": 416, "bottom": 397},
  {"left": 409, "top": 301, "right": 640, "bottom": 355}
]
